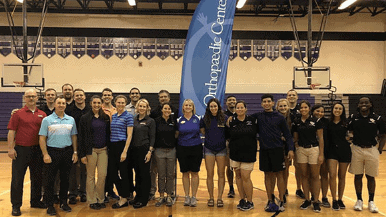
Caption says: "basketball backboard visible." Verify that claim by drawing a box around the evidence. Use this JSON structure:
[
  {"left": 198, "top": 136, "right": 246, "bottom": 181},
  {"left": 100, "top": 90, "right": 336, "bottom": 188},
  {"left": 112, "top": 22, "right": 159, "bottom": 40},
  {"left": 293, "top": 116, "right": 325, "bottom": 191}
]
[
  {"left": 293, "top": 66, "right": 331, "bottom": 90},
  {"left": 1, "top": 63, "right": 44, "bottom": 88}
]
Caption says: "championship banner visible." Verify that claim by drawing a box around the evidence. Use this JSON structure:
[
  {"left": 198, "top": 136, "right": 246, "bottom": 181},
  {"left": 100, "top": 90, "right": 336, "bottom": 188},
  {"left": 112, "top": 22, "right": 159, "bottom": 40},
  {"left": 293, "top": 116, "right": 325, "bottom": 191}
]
[{"left": 179, "top": 0, "right": 236, "bottom": 116}]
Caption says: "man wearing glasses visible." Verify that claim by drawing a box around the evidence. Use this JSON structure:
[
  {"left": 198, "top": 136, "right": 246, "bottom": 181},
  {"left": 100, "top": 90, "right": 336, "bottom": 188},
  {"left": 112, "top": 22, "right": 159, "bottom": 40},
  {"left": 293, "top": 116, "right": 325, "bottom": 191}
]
[
  {"left": 7, "top": 89, "right": 47, "bottom": 216},
  {"left": 125, "top": 87, "right": 141, "bottom": 116}
]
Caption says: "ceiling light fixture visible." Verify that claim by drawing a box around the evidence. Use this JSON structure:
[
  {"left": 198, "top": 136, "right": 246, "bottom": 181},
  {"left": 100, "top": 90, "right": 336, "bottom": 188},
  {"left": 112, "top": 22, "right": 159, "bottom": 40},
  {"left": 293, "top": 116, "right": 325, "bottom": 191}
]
[
  {"left": 236, "top": 0, "right": 247, "bottom": 9},
  {"left": 16, "top": 0, "right": 23, "bottom": 3},
  {"left": 128, "top": 0, "right": 136, "bottom": 6},
  {"left": 338, "top": 0, "right": 357, "bottom": 10}
]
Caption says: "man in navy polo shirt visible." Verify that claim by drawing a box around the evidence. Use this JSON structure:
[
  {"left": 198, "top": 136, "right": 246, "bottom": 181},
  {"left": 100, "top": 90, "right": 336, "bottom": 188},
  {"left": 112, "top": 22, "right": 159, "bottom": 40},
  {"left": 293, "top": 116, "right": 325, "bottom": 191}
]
[
  {"left": 252, "top": 94, "right": 294, "bottom": 212},
  {"left": 39, "top": 96, "right": 78, "bottom": 216},
  {"left": 348, "top": 96, "right": 386, "bottom": 213},
  {"left": 8, "top": 89, "right": 47, "bottom": 216}
]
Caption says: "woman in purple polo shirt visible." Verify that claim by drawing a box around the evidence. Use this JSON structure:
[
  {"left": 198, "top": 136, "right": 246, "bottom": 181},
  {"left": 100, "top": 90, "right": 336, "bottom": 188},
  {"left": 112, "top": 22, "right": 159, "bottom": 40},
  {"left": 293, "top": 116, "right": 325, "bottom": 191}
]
[
  {"left": 176, "top": 99, "right": 203, "bottom": 207},
  {"left": 200, "top": 98, "right": 227, "bottom": 207}
]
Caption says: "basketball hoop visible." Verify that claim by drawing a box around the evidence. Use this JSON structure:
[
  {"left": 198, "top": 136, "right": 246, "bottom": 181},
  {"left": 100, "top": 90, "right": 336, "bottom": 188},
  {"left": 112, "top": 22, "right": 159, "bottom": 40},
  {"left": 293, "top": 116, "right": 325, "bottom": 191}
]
[
  {"left": 13, "top": 81, "right": 26, "bottom": 87},
  {"left": 310, "top": 83, "right": 321, "bottom": 90}
]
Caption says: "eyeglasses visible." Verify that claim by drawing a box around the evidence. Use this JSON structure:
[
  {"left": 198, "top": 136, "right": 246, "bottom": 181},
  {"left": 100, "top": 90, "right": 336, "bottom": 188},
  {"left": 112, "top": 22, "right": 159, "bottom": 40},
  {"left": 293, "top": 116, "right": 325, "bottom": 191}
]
[{"left": 25, "top": 95, "right": 37, "bottom": 99}]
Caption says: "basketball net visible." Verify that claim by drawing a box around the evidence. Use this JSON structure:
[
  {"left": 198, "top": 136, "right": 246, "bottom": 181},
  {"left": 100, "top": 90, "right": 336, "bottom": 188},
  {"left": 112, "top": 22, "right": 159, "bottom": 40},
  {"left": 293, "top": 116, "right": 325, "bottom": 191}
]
[
  {"left": 310, "top": 83, "right": 321, "bottom": 90},
  {"left": 13, "top": 81, "right": 26, "bottom": 87}
]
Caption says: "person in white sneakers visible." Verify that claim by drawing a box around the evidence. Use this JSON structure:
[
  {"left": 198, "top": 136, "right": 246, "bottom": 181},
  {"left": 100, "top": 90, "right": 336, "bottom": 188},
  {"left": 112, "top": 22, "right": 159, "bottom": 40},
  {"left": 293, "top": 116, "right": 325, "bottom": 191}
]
[{"left": 348, "top": 96, "right": 386, "bottom": 213}]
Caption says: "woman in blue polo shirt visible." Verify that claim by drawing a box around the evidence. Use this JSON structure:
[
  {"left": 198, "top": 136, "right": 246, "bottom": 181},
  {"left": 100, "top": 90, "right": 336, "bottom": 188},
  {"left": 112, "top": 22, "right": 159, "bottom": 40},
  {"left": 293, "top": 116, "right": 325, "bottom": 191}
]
[
  {"left": 108, "top": 95, "right": 133, "bottom": 209},
  {"left": 199, "top": 98, "right": 227, "bottom": 207},
  {"left": 176, "top": 99, "right": 203, "bottom": 207},
  {"left": 293, "top": 100, "right": 324, "bottom": 213}
]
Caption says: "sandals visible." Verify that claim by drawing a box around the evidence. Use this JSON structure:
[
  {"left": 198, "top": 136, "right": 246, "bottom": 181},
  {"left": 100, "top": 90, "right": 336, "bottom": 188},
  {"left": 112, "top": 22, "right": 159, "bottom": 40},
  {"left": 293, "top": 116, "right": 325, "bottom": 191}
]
[
  {"left": 217, "top": 199, "right": 224, "bottom": 207},
  {"left": 207, "top": 199, "right": 215, "bottom": 207}
]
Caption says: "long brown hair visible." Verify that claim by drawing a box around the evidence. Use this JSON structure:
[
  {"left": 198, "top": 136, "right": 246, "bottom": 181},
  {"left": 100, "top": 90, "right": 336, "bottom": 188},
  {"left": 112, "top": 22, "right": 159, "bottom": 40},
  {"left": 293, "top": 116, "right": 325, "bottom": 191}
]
[{"left": 204, "top": 98, "right": 225, "bottom": 128}]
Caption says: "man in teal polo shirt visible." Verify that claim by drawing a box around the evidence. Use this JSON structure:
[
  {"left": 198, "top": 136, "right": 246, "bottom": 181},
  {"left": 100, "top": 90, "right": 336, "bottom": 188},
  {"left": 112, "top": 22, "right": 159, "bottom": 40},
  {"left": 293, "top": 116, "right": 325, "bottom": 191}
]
[{"left": 39, "top": 95, "right": 78, "bottom": 216}]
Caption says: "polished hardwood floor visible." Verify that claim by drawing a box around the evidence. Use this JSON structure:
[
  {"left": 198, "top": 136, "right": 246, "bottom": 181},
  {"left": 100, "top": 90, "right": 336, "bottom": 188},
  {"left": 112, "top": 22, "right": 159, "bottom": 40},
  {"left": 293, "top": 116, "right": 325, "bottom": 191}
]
[{"left": 0, "top": 142, "right": 385, "bottom": 217}]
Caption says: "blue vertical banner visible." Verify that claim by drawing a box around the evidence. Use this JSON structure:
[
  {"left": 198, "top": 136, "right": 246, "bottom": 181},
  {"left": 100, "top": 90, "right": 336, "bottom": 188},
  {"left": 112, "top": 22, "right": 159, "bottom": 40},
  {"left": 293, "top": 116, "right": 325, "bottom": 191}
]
[{"left": 179, "top": 0, "right": 237, "bottom": 116}]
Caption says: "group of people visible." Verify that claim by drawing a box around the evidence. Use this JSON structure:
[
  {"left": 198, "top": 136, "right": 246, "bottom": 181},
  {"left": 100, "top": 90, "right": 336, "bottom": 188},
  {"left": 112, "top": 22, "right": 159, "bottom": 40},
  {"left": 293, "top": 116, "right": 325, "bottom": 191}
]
[{"left": 7, "top": 85, "right": 385, "bottom": 216}]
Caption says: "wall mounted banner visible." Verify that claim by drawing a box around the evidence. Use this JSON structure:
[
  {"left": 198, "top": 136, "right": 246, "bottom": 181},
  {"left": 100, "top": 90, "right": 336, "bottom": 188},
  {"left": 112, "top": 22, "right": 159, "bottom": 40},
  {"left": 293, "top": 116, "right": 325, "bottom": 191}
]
[
  {"left": 72, "top": 37, "right": 85, "bottom": 59},
  {"left": 169, "top": 39, "right": 184, "bottom": 60},
  {"left": 114, "top": 38, "right": 128, "bottom": 59},
  {"left": 0, "top": 36, "right": 12, "bottom": 57},
  {"left": 239, "top": 39, "right": 252, "bottom": 61},
  {"left": 42, "top": 37, "right": 56, "bottom": 58},
  {"left": 267, "top": 40, "right": 279, "bottom": 61},
  {"left": 57, "top": 37, "right": 71, "bottom": 58},
  {"left": 87, "top": 37, "right": 100, "bottom": 59},
  {"left": 253, "top": 40, "right": 265, "bottom": 61},
  {"left": 179, "top": 0, "right": 237, "bottom": 116},
  {"left": 229, "top": 39, "right": 238, "bottom": 60},
  {"left": 142, "top": 39, "right": 155, "bottom": 60},
  {"left": 101, "top": 37, "right": 114, "bottom": 59},
  {"left": 281, "top": 40, "right": 292, "bottom": 60},
  {"left": 294, "top": 40, "right": 307, "bottom": 62},
  {"left": 128, "top": 38, "right": 142, "bottom": 59},
  {"left": 27, "top": 36, "right": 41, "bottom": 57}
]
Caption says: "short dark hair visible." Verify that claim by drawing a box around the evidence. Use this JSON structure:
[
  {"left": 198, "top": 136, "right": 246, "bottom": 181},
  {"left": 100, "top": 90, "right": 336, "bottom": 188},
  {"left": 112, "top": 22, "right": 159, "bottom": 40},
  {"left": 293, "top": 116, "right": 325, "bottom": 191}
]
[
  {"left": 261, "top": 94, "right": 274, "bottom": 101},
  {"left": 54, "top": 95, "right": 66, "bottom": 102},
  {"left": 226, "top": 95, "right": 236, "bottom": 100},
  {"left": 357, "top": 96, "right": 374, "bottom": 113},
  {"left": 62, "top": 83, "right": 73, "bottom": 91},
  {"left": 235, "top": 100, "right": 247, "bottom": 109},
  {"left": 158, "top": 90, "right": 170, "bottom": 97},
  {"left": 311, "top": 104, "right": 324, "bottom": 114},
  {"left": 45, "top": 88, "right": 56, "bottom": 94},
  {"left": 102, "top": 88, "right": 113, "bottom": 94},
  {"left": 130, "top": 87, "right": 140, "bottom": 94},
  {"left": 73, "top": 88, "right": 85, "bottom": 94},
  {"left": 287, "top": 89, "right": 298, "bottom": 95},
  {"left": 160, "top": 102, "right": 172, "bottom": 110}
]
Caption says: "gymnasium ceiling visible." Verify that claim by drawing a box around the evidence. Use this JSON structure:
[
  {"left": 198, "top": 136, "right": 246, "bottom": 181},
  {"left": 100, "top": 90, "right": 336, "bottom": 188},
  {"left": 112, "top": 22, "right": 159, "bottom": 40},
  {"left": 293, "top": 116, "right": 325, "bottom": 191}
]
[{"left": 0, "top": 0, "right": 385, "bottom": 17}]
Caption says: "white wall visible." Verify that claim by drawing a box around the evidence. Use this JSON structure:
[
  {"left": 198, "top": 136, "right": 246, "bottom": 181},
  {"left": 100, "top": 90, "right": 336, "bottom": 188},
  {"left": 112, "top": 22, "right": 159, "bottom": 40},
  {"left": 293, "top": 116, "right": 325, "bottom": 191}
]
[{"left": 0, "top": 12, "right": 385, "bottom": 94}]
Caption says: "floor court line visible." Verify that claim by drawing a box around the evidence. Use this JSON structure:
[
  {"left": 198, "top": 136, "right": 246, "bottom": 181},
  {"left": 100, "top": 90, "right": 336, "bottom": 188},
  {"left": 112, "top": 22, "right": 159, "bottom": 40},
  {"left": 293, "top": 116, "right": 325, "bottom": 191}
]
[{"left": 0, "top": 181, "right": 30, "bottom": 196}]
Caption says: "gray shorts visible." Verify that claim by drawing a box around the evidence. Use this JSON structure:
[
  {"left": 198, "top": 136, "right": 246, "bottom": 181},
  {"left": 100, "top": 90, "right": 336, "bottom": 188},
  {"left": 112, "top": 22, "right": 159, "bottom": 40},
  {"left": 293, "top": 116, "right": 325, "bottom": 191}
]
[{"left": 204, "top": 146, "right": 227, "bottom": 157}]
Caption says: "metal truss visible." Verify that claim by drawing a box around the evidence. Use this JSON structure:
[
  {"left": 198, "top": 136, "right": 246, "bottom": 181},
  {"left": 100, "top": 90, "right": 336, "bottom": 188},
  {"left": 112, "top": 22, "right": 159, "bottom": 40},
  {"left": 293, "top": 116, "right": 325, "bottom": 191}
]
[{"left": 0, "top": 0, "right": 385, "bottom": 17}]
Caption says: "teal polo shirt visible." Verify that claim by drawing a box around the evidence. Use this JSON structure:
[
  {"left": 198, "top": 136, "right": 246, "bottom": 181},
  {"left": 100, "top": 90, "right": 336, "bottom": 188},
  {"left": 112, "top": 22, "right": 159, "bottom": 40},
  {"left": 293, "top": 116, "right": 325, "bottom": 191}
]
[{"left": 39, "top": 112, "right": 77, "bottom": 148}]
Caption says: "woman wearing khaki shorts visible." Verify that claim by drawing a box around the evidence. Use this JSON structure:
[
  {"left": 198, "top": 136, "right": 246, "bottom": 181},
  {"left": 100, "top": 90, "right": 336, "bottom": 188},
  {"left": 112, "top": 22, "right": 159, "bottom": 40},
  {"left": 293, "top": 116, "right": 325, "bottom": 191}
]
[
  {"left": 226, "top": 101, "right": 258, "bottom": 212},
  {"left": 292, "top": 100, "right": 324, "bottom": 213}
]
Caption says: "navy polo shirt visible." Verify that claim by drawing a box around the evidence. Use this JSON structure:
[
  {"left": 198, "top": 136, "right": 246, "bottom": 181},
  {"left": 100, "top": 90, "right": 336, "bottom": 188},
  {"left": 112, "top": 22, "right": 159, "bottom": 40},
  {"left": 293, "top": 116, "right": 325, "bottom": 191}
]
[
  {"left": 348, "top": 112, "right": 386, "bottom": 147},
  {"left": 200, "top": 115, "right": 227, "bottom": 152},
  {"left": 177, "top": 114, "right": 202, "bottom": 147},
  {"left": 92, "top": 117, "right": 107, "bottom": 149},
  {"left": 292, "top": 116, "right": 323, "bottom": 147}
]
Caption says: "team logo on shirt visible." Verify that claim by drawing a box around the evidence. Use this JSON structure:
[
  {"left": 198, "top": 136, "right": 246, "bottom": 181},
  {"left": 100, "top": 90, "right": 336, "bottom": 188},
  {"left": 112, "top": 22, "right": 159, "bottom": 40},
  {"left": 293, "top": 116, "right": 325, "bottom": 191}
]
[
  {"left": 38, "top": 115, "right": 44, "bottom": 118},
  {"left": 181, "top": 120, "right": 186, "bottom": 124},
  {"left": 193, "top": 119, "right": 197, "bottom": 123},
  {"left": 369, "top": 118, "right": 376, "bottom": 124},
  {"left": 246, "top": 121, "right": 252, "bottom": 126},
  {"left": 309, "top": 121, "right": 315, "bottom": 126}
]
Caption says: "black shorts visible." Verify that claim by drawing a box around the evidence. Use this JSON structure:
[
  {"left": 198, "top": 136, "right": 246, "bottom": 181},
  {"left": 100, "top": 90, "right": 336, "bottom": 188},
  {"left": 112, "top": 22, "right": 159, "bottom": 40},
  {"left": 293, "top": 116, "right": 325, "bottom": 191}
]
[
  {"left": 177, "top": 144, "right": 203, "bottom": 173},
  {"left": 326, "top": 144, "right": 351, "bottom": 163},
  {"left": 259, "top": 147, "right": 286, "bottom": 172}
]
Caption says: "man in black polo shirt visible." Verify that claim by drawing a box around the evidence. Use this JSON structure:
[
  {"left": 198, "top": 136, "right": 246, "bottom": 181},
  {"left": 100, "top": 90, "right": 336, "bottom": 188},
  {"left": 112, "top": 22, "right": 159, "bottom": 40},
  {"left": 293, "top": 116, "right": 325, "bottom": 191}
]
[
  {"left": 67, "top": 88, "right": 91, "bottom": 204},
  {"left": 348, "top": 96, "right": 386, "bottom": 213},
  {"left": 40, "top": 88, "right": 57, "bottom": 116},
  {"left": 62, "top": 84, "right": 75, "bottom": 113},
  {"left": 224, "top": 95, "right": 236, "bottom": 198}
]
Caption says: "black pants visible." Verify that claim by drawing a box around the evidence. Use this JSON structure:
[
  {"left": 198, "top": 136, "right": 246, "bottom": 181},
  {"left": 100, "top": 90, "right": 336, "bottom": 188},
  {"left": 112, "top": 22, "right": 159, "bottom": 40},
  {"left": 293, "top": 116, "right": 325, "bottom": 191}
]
[
  {"left": 130, "top": 146, "right": 151, "bottom": 205},
  {"left": 68, "top": 161, "right": 87, "bottom": 197},
  {"left": 43, "top": 146, "right": 73, "bottom": 207},
  {"left": 127, "top": 149, "right": 136, "bottom": 194},
  {"left": 106, "top": 141, "right": 130, "bottom": 198},
  {"left": 11, "top": 145, "right": 43, "bottom": 208}
]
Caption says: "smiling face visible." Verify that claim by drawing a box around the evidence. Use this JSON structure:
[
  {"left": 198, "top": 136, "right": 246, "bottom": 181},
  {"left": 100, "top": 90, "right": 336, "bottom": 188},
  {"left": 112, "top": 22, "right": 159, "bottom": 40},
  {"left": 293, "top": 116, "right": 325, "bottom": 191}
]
[
  {"left": 55, "top": 98, "right": 67, "bottom": 113},
  {"left": 277, "top": 101, "right": 289, "bottom": 115},
  {"left": 209, "top": 101, "right": 219, "bottom": 116},
  {"left": 358, "top": 97, "right": 371, "bottom": 113},
  {"left": 45, "top": 90, "right": 56, "bottom": 103},
  {"left": 226, "top": 97, "right": 236, "bottom": 109},
  {"left": 102, "top": 91, "right": 113, "bottom": 104},
  {"left": 333, "top": 104, "right": 343, "bottom": 118},
  {"left": 159, "top": 92, "right": 170, "bottom": 104},
  {"left": 74, "top": 91, "right": 86, "bottom": 104},
  {"left": 286, "top": 91, "right": 298, "bottom": 104},
  {"left": 313, "top": 107, "right": 325, "bottom": 119},
  {"left": 300, "top": 102, "right": 310, "bottom": 117},
  {"left": 115, "top": 97, "right": 126, "bottom": 111},
  {"left": 235, "top": 102, "right": 247, "bottom": 117},
  {"left": 137, "top": 101, "right": 148, "bottom": 116},
  {"left": 261, "top": 97, "right": 274, "bottom": 112},
  {"left": 130, "top": 89, "right": 141, "bottom": 103},
  {"left": 62, "top": 85, "right": 73, "bottom": 100},
  {"left": 183, "top": 102, "right": 194, "bottom": 114},
  {"left": 161, "top": 104, "right": 172, "bottom": 118},
  {"left": 24, "top": 89, "right": 38, "bottom": 107},
  {"left": 91, "top": 98, "right": 102, "bottom": 112}
]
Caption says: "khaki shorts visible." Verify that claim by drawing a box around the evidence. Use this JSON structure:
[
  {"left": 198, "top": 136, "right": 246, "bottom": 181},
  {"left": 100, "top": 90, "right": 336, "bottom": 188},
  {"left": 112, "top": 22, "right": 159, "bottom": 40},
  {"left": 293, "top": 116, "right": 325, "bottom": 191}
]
[
  {"left": 296, "top": 146, "right": 319, "bottom": 165},
  {"left": 349, "top": 145, "right": 379, "bottom": 177},
  {"left": 230, "top": 159, "right": 254, "bottom": 171}
]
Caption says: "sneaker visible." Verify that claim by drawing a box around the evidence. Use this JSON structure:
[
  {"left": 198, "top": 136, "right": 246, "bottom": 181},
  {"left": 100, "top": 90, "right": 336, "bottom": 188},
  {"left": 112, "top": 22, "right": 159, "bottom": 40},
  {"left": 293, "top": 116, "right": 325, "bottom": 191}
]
[
  {"left": 68, "top": 196, "right": 77, "bottom": 205},
  {"left": 227, "top": 189, "right": 235, "bottom": 198},
  {"left": 47, "top": 206, "right": 56, "bottom": 216},
  {"left": 354, "top": 200, "right": 363, "bottom": 211},
  {"left": 166, "top": 196, "right": 173, "bottom": 207},
  {"left": 368, "top": 201, "right": 378, "bottom": 213},
  {"left": 337, "top": 200, "right": 345, "bottom": 209},
  {"left": 321, "top": 197, "right": 331, "bottom": 208},
  {"left": 190, "top": 197, "right": 197, "bottom": 207},
  {"left": 80, "top": 194, "right": 87, "bottom": 202},
  {"left": 90, "top": 203, "right": 101, "bottom": 210},
  {"left": 296, "top": 189, "right": 305, "bottom": 199},
  {"left": 332, "top": 200, "right": 340, "bottom": 211},
  {"left": 241, "top": 201, "right": 254, "bottom": 211},
  {"left": 300, "top": 200, "right": 311, "bottom": 210},
  {"left": 183, "top": 196, "right": 190, "bottom": 206},
  {"left": 265, "top": 201, "right": 279, "bottom": 212},
  {"left": 313, "top": 202, "right": 321, "bottom": 213},
  {"left": 279, "top": 201, "right": 285, "bottom": 212},
  {"left": 237, "top": 199, "right": 246, "bottom": 210},
  {"left": 155, "top": 197, "right": 166, "bottom": 207},
  {"left": 60, "top": 203, "right": 72, "bottom": 212}
]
